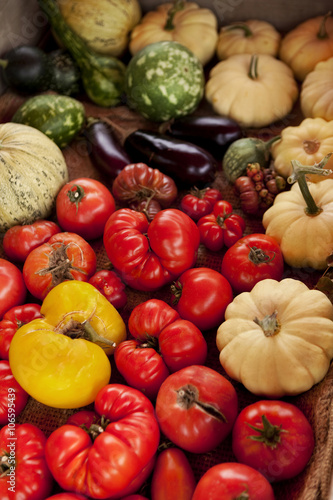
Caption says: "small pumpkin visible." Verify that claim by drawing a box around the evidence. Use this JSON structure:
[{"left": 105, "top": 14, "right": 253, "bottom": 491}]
[
  {"left": 129, "top": 1, "right": 218, "bottom": 66},
  {"left": 57, "top": 0, "right": 142, "bottom": 57},
  {"left": 216, "top": 277, "right": 333, "bottom": 398},
  {"left": 279, "top": 12, "right": 333, "bottom": 81},
  {"left": 0, "top": 122, "right": 68, "bottom": 233},
  {"left": 271, "top": 117, "right": 333, "bottom": 181},
  {"left": 262, "top": 155, "right": 333, "bottom": 270},
  {"left": 300, "top": 57, "right": 333, "bottom": 121},
  {"left": 205, "top": 54, "right": 298, "bottom": 128},
  {"left": 216, "top": 19, "right": 281, "bottom": 60}
]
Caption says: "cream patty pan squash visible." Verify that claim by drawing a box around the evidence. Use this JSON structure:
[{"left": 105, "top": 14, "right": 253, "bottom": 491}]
[
  {"left": 57, "top": 0, "right": 142, "bottom": 57},
  {"left": 216, "top": 19, "right": 281, "bottom": 60},
  {"left": 205, "top": 54, "right": 298, "bottom": 128},
  {"left": 300, "top": 57, "right": 333, "bottom": 121},
  {"left": 216, "top": 278, "right": 333, "bottom": 398},
  {"left": 0, "top": 122, "right": 68, "bottom": 233},
  {"left": 129, "top": 1, "right": 218, "bottom": 66}
]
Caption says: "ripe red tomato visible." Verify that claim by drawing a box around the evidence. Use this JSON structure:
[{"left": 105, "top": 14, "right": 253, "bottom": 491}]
[
  {"left": 89, "top": 269, "right": 127, "bottom": 309},
  {"left": 103, "top": 208, "right": 200, "bottom": 291},
  {"left": 121, "top": 496, "right": 149, "bottom": 500},
  {"left": 23, "top": 232, "right": 97, "bottom": 301},
  {"left": 155, "top": 365, "right": 238, "bottom": 454},
  {"left": 45, "top": 495, "right": 88, "bottom": 500},
  {"left": 232, "top": 400, "right": 315, "bottom": 482},
  {"left": 45, "top": 384, "right": 160, "bottom": 499},
  {"left": 56, "top": 177, "right": 116, "bottom": 240},
  {"left": 0, "top": 259, "right": 27, "bottom": 320},
  {"left": 180, "top": 187, "right": 222, "bottom": 221},
  {"left": 191, "top": 463, "right": 275, "bottom": 500},
  {"left": 3, "top": 219, "right": 61, "bottom": 262},
  {"left": 0, "top": 423, "right": 54, "bottom": 500},
  {"left": 151, "top": 447, "right": 196, "bottom": 500},
  {"left": 115, "top": 299, "right": 207, "bottom": 399},
  {"left": 171, "top": 267, "right": 233, "bottom": 331},
  {"left": 221, "top": 233, "right": 284, "bottom": 293},
  {"left": 0, "top": 303, "right": 42, "bottom": 359},
  {"left": 0, "top": 360, "right": 29, "bottom": 425},
  {"left": 197, "top": 200, "right": 246, "bottom": 251}
]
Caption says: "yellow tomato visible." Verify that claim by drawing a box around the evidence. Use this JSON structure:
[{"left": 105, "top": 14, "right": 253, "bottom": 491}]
[{"left": 9, "top": 281, "right": 127, "bottom": 409}]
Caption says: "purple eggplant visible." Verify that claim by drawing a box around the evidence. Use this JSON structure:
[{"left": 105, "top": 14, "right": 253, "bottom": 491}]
[
  {"left": 124, "top": 129, "right": 217, "bottom": 187},
  {"left": 84, "top": 119, "right": 131, "bottom": 178},
  {"left": 164, "top": 115, "right": 243, "bottom": 157}
]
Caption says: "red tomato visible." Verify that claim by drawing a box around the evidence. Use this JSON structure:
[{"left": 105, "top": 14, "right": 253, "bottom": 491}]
[
  {"left": 66, "top": 410, "right": 100, "bottom": 428},
  {"left": 45, "top": 384, "right": 160, "bottom": 499},
  {"left": 23, "top": 232, "right": 97, "bottom": 301},
  {"left": 171, "top": 267, "right": 233, "bottom": 331},
  {"left": 0, "top": 423, "right": 53, "bottom": 500},
  {"left": 0, "top": 360, "right": 29, "bottom": 425},
  {"left": 180, "top": 187, "right": 222, "bottom": 221},
  {"left": 56, "top": 177, "right": 116, "bottom": 240},
  {"left": 0, "top": 303, "right": 42, "bottom": 359},
  {"left": 0, "top": 259, "right": 27, "bottom": 320},
  {"left": 103, "top": 208, "right": 200, "bottom": 291},
  {"left": 115, "top": 299, "right": 207, "bottom": 399},
  {"left": 221, "top": 233, "right": 284, "bottom": 293},
  {"left": 232, "top": 400, "right": 315, "bottom": 482},
  {"left": 121, "top": 496, "right": 149, "bottom": 500},
  {"left": 155, "top": 365, "right": 238, "bottom": 454},
  {"left": 151, "top": 447, "right": 196, "bottom": 500},
  {"left": 89, "top": 269, "right": 127, "bottom": 309},
  {"left": 45, "top": 495, "right": 88, "bottom": 500},
  {"left": 191, "top": 463, "right": 275, "bottom": 500},
  {"left": 197, "top": 200, "right": 246, "bottom": 251},
  {"left": 3, "top": 220, "right": 61, "bottom": 262}
]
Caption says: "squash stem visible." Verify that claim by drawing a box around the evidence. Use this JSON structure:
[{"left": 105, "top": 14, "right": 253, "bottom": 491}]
[
  {"left": 317, "top": 11, "right": 331, "bottom": 39},
  {"left": 165, "top": 0, "right": 185, "bottom": 30},
  {"left": 248, "top": 54, "right": 259, "bottom": 80},
  {"left": 288, "top": 154, "right": 333, "bottom": 216},
  {"left": 0, "top": 59, "right": 8, "bottom": 69},
  {"left": 224, "top": 23, "right": 253, "bottom": 37}
]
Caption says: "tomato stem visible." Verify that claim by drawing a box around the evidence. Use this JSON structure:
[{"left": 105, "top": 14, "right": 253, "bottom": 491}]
[
  {"left": 177, "top": 384, "right": 228, "bottom": 423},
  {"left": 247, "top": 414, "right": 288, "bottom": 448},
  {"left": 248, "top": 245, "right": 276, "bottom": 265}
]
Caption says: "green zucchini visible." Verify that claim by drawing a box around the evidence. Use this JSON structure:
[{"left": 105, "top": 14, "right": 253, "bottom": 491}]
[
  {"left": 11, "top": 94, "right": 86, "bottom": 148},
  {"left": 38, "top": 0, "right": 126, "bottom": 107},
  {"left": 223, "top": 136, "right": 281, "bottom": 183}
]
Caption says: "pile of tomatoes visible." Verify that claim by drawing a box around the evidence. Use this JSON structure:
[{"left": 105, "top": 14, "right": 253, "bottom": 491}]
[{"left": 0, "top": 167, "right": 316, "bottom": 499}]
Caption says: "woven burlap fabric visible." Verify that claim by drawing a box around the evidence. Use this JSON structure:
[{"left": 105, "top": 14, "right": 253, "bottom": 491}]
[{"left": 1, "top": 89, "right": 333, "bottom": 499}]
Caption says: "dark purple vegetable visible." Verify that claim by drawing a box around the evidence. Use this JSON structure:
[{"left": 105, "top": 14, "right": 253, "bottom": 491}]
[
  {"left": 124, "top": 129, "right": 217, "bottom": 187},
  {"left": 84, "top": 119, "right": 131, "bottom": 179},
  {"left": 164, "top": 115, "right": 243, "bottom": 157}
]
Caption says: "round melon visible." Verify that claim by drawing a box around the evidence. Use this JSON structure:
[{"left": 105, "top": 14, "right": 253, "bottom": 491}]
[{"left": 124, "top": 41, "right": 205, "bottom": 122}]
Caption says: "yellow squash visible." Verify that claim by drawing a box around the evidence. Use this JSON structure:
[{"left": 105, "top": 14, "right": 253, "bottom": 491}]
[
  {"left": 217, "top": 278, "right": 333, "bottom": 398},
  {"left": 205, "top": 53, "right": 298, "bottom": 128},
  {"left": 300, "top": 57, "right": 333, "bottom": 121},
  {"left": 129, "top": 1, "right": 218, "bottom": 66},
  {"left": 279, "top": 12, "right": 333, "bottom": 81},
  {"left": 216, "top": 19, "right": 281, "bottom": 60}
]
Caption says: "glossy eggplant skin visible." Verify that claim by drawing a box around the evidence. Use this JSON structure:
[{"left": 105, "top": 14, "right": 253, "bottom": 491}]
[
  {"left": 85, "top": 120, "right": 131, "bottom": 179},
  {"left": 165, "top": 115, "right": 243, "bottom": 157},
  {"left": 124, "top": 129, "right": 217, "bottom": 187}
]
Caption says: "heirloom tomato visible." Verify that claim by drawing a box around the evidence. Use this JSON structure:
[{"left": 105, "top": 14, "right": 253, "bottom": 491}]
[
  {"left": 121, "top": 496, "right": 149, "bottom": 500},
  {"left": 45, "top": 495, "right": 88, "bottom": 500},
  {"left": 180, "top": 187, "right": 222, "bottom": 221},
  {"left": 3, "top": 219, "right": 61, "bottom": 262},
  {"left": 0, "top": 303, "right": 42, "bottom": 359},
  {"left": 23, "top": 231, "right": 97, "bottom": 301},
  {"left": 45, "top": 384, "right": 160, "bottom": 499},
  {"left": 221, "top": 233, "right": 284, "bottom": 293},
  {"left": 89, "top": 269, "right": 127, "bottom": 309},
  {"left": 155, "top": 365, "right": 238, "bottom": 454},
  {"left": 0, "top": 259, "right": 26, "bottom": 320},
  {"left": 0, "top": 360, "right": 29, "bottom": 425},
  {"left": 197, "top": 200, "right": 246, "bottom": 251},
  {"left": 103, "top": 208, "right": 200, "bottom": 291},
  {"left": 191, "top": 463, "right": 275, "bottom": 500},
  {"left": 56, "top": 177, "right": 116, "bottom": 240},
  {"left": 151, "top": 447, "right": 196, "bottom": 500},
  {"left": 116, "top": 299, "right": 207, "bottom": 399},
  {"left": 9, "top": 280, "right": 126, "bottom": 408},
  {"left": 0, "top": 423, "right": 53, "bottom": 500},
  {"left": 171, "top": 267, "right": 233, "bottom": 331},
  {"left": 232, "top": 400, "right": 315, "bottom": 482}
]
